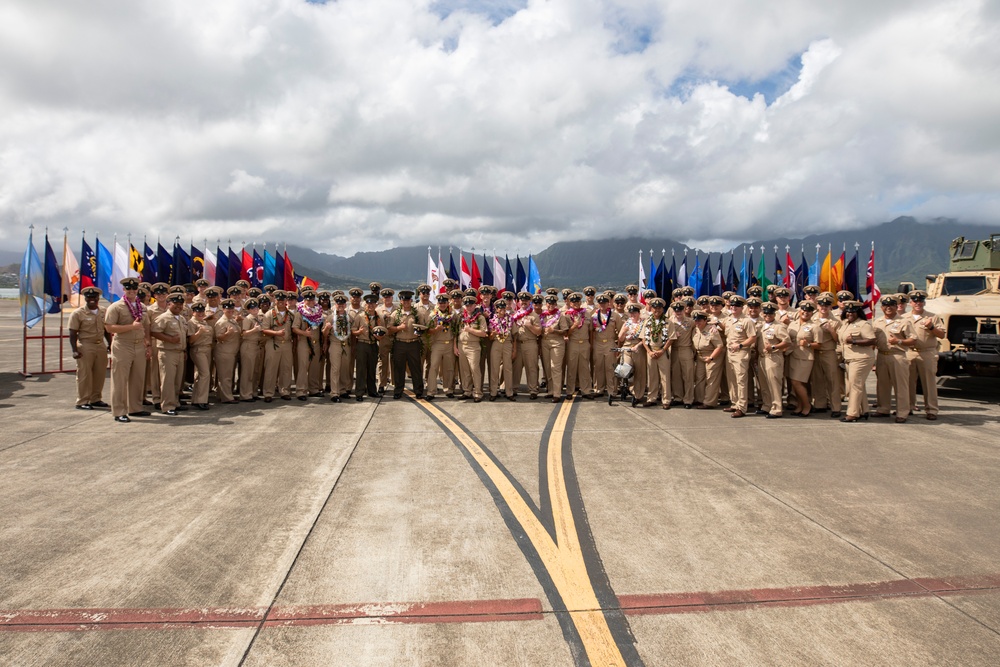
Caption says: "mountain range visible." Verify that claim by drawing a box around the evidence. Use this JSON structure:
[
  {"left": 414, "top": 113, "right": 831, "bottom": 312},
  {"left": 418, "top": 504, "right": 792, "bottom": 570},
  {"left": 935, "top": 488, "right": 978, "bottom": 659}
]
[{"left": 283, "top": 217, "right": 997, "bottom": 293}]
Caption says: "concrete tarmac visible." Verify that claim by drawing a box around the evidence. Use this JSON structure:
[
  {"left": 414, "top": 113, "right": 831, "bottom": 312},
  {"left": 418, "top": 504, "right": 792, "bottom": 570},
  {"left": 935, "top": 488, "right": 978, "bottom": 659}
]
[{"left": 1, "top": 302, "right": 999, "bottom": 666}]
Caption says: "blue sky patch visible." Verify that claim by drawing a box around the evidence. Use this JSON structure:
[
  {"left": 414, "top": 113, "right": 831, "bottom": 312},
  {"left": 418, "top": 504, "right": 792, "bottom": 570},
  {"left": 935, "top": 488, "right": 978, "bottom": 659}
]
[
  {"left": 666, "top": 51, "right": 803, "bottom": 105},
  {"left": 430, "top": 0, "right": 527, "bottom": 25}
]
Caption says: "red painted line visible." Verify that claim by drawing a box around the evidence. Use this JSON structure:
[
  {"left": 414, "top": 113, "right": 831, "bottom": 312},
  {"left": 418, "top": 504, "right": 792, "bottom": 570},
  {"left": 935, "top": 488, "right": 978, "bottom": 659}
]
[{"left": 2, "top": 577, "right": 997, "bottom": 633}]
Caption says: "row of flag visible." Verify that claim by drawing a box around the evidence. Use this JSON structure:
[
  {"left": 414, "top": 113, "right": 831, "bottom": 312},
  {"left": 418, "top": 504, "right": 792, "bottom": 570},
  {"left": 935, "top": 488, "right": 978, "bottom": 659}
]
[
  {"left": 638, "top": 244, "right": 882, "bottom": 312},
  {"left": 19, "top": 229, "right": 320, "bottom": 328},
  {"left": 426, "top": 248, "right": 542, "bottom": 295}
]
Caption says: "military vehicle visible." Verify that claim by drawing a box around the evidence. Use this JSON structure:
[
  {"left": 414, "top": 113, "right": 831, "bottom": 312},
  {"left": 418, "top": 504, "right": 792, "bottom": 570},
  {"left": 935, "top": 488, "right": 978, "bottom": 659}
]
[{"left": 923, "top": 234, "right": 1000, "bottom": 376}]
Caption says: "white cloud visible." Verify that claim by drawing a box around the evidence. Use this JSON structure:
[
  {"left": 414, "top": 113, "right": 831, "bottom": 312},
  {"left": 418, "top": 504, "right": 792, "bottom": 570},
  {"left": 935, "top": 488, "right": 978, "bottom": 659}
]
[{"left": 0, "top": 0, "right": 998, "bottom": 255}]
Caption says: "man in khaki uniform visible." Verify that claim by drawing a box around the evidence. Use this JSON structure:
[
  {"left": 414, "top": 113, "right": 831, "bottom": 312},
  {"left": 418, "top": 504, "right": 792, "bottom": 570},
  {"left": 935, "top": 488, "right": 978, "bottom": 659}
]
[
  {"left": 323, "top": 294, "right": 353, "bottom": 402},
  {"left": 353, "top": 293, "right": 386, "bottom": 401},
  {"left": 487, "top": 299, "right": 516, "bottom": 401},
  {"left": 261, "top": 291, "right": 294, "bottom": 402},
  {"left": 722, "top": 295, "right": 757, "bottom": 418},
  {"left": 376, "top": 287, "right": 396, "bottom": 393},
  {"left": 590, "top": 295, "right": 620, "bottom": 397},
  {"left": 387, "top": 290, "right": 427, "bottom": 398},
  {"left": 873, "top": 295, "right": 916, "bottom": 422},
  {"left": 539, "top": 294, "right": 571, "bottom": 402},
  {"left": 757, "top": 303, "right": 791, "bottom": 418},
  {"left": 906, "top": 290, "right": 945, "bottom": 420},
  {"left": 457, "top": 295, "right": 488, "bottom": 402},
  {"left": 150, "top": 293, "right": 188, "bottom": 415},
  {"left": 564, "top": 293, "right": 593, "bottom": 399},
  {"left": 811, "top": 293, "right": 844, "bottom": 416},
  {"left": 144, "top": 283, "right": 170, "bottom": 407},
  {"left": 642, "top": 298, "right": 674, "bottom": 408},
  {"left": 239, "top": 298, "right": 263, "bottom": 402},
  {"left": 669, "top": 301, "right": 696, "bottom": 408},
  {"left": 426, "top": 293, "right": 457, "bottom": 399},
  {"left": 692, "top": 312, "right": 724, "bottom": 408},
  {"left": 187, "top": 302, "right": 214, "bottom": 410},
  {"left": 213, "top": 299, "right": 242, "bottom": 404},
  {"left": 513, "top": 293, "right": 542, "bottom": 399},
  {"left": 69, "top": 286, "right": 111, "bottom": 410},
  {"left": 105, "top": 277, "right": 151, "bottom": 422},
  {"left": 293, "top": 290, "right": 324, "bottom": 398}
]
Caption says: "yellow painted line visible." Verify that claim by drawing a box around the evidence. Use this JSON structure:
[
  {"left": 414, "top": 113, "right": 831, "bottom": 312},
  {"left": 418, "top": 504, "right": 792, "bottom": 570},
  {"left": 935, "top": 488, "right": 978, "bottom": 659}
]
[{"left": 416, "top": 395, "right": 626, "bottom": 666}]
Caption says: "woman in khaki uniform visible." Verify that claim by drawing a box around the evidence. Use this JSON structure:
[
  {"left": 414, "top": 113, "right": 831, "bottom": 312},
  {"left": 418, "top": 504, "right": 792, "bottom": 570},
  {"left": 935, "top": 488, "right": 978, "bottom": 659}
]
[
  {"left": 426, "top": 294, "right": 458, "bottom": 399},
  {"left": 213, "top": 300, "right": 242, "bottom": 404},
  {"left": 512, "top": 293, "right": 541, "bottom": 399},
  {"left": 837, "top": 302, "right": 877, "bottom": 422},
  {"left": 539, "top": 294, "right": 571, "bottom": 403},
  {"left": 618, "top": 304, "right": 646, "bottom": 403},
  {"left": 261, "top": 291, "right": 294, "bottom": 402},
  {"left": 810, "top": 293, "right": 844, "bottom": 417},
  {"left": 187, "top": 302, "right": 214, "bottom": 410},
  {"left": 292, "top": 291, "right": 324, "bottom": 399},
  {"left": 642, "top": 298, "right": 674, "bottom": 408},
  {"left": 105, "top": 277, "right": 152, "bottom": 423},
  {"left": 786, "top": 302, "right": 820, "bottom": 417},
  {"left": 590, "top": 295, "right": 621, "bottom": 397},
  {"left": 757, "top": 303, "right": 791, "bottom": 418},
  {"left": 239, "top": 299, "right": 263, "bottom": 401},
  {"left": 457, "top": 295, "right": 488, "bottom": 402},
  {"left": 488, "top": 299, "right": 516, "bottom": 401},
  {"left": 722, "top": 295, "right": 756, "bottom": 418},
  {"left": 692, "top": 312, "right": 724, "bottom": 409}
]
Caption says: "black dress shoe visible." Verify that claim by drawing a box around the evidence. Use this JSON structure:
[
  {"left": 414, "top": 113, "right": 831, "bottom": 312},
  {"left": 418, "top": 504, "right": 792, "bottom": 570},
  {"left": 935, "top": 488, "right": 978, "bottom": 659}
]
[
  {"left": 394, "top": 394, "right": 402, "bottom": 400},
  {"left": 506, "top": 395, "right": 516, "bottom": 402},
  {"left": 175, "top": 406, "right": 188, "bottom": 412},
  {"left": 356, "top": 396, "right": 364, "bottom": 402},
  {"left": 196, "top": 403, "right": 210, "bottom": 411},
  {"left": 76, "top": 404, "right": 94, "bottom": 410},
  {"left": 766, "top": 413, "right": 782, "bottom": 419},
  {"left": 474, "top": 397, "right": 482, "bottom": 403},
  {"left": 264, "top": 397, "right": 273, "bottom": 403},
  {"left": 812, "top": 407, "right": 829, "bottom": 414},
  {"left": 368, "top": 393, "right": 380, "bottom": 398},
  {"left": 489, "top": 395, "right": 497, "bottom": 402},
  {"left": 530, "top": 393, "right": 537, "bottom": 400},
  {"left": 830, "top": 412, "right": 842, "bottom": 418},
  {"left": 340, "top": 392, "right": 350, "bottom": 398},
  {"left": 298, "top": 396, "right": 308, "bottom": 401},
  {"left": 684, "top": 404, "right": 692, "bottom": 409},
  {"left": 425, "top": 395, "right": 434, "bottom": 401},
  {"left": 330, "top": 396, "right": 341, "bottom": 403},
  {"left": 153, "top": 403, "right": 161, "bottom": 411},
  {"left": 129, "top": 411, "right": 151, "bottom": 417},
  {"left": 445, "top": 393, "right": 454, "bottom": 399},
  {"left": 142, "top": 400, "right": 153, "bottom": 406},
  {"left": 91, "top": 400, "right": 109, "bottom": 408},
  {"left": 755, "top": 409, "right": 768, "bottom": 415},
  {"left": 115, "top": 415, "right": 130, "bottom": 423},
  {"left": 280, "top": 395, "right": 291, "bottom": 401},
  {"left": 552, "top": 396, "right": 562, "bottom": 403}
]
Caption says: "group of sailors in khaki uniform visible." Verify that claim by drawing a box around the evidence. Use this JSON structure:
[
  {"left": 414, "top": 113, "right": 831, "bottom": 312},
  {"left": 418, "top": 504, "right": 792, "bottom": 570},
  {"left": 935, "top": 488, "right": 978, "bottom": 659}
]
[{"left": 68, "top": 275, "right": 945, "bottom": 423}]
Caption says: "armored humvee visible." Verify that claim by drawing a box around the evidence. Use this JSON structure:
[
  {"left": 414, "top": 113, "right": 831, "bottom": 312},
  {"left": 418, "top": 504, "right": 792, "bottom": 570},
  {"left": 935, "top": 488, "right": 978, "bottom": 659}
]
[{"left": 924, "top": 234, "right": 1000, "bottom": 376}]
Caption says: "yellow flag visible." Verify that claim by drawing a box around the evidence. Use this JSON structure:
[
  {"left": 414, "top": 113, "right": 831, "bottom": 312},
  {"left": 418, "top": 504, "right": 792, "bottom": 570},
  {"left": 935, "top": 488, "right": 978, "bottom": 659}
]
[{"left": 820, "top": 251, "right": 831, "bottom": 293}]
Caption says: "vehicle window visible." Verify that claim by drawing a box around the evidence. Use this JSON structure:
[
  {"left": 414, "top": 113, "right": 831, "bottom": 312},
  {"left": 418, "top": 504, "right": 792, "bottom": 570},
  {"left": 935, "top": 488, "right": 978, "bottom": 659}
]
[{"left": 942, "top": 276, "right": 987, "bottom": 296}]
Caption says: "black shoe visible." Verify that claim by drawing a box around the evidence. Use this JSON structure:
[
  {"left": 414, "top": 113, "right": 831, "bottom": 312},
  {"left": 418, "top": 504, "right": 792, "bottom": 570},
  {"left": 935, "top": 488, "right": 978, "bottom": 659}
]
[
  {"left": 153, "top": 403, "right": 161, "bottom": 411},
  {"left": 552, "top": 396, "right": 562, "bottom": 403},
  {"left": 356, "top": 396, "right": 364, "bottom": 402},
  {"left": 76, "top": 404, "right": 94, "bottom": 410},
  {"left": 129, "top": 411, "right": 151, "bottom": 417},
  {"left": 175, "top": 406, "right": 188, "bottom": 412},
  {"left": 425, "top": 395, "right": 434, "bottom": 401},
  {"left": 196, "top": 403, "right": 210, "bottom": 411},
  {"left": 766, "top": 413, "right": 782, "bottom": 419},
  {"left": 91, "top": 400, "right": 109, "bottom": 408},
  {"left": 582, "top": 393, "right": 594, "bottom": 400},
  {"left": 755, "top": 409, "right": 768, "bottom": 415},
  {"left": 393, "top": 394, "right": 402, "bottom": 400},
  {"left": 164, "top": 409, "right": 177, "bottom": 416},
  {"left": 489, "top": 395, "right": 497, "bottom": 402},
  {"left": 812, "top": 407, "right": 829, "bottom": 414},
  {"left": 115, "top": 415, "right": 131, "bottom": 423},
  {"left": 445, "top": 393, "right": 454, "bottom": 399},
  {"left": 830, "top": 412, "right": 842, "bottom": 418},
  {"left": 368, "top": 393, "right": 381, "bottom": 398},
  {"left": 280, "top": 395, "right": 291, "bottom": 401},
  {"left": 474, "top": 397, "right": 482, "bottom": 403},
  {"left": 458, "top": 395, "right": 471, "bottom": 400},
  {"left": 264, "top": 397, "right": 273, "bottom": 403},
  {"left": 330, "top": 396, "right": 341, "bottom": 403},
  {"left": 530, "top": 393, "right": 537, "bottom": 400},
  {"left": 298, "top": 396, "right": 308, "bottom": 401},
  {"left": 340, "top": 392, "right": 350, "bottom": 398},
  {"left": 684, "top": 404, "right": 692, "bottom": 409},
  {"left": 506, "top": 395, "right": 516, "bottom": 402},
  {"left": 142, "top": 400, "right": 153, "bottom": 406},
  {"left": 872, "top": 412, "right": 891, "bottom": 418}
]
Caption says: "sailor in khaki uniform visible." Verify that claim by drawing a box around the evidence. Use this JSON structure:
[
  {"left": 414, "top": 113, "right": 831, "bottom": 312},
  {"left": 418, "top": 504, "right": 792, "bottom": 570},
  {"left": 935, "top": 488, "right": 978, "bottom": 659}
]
[
  {"left": 353, "top": 294, "right": 386, "bottom": 401},
  {"left": 810, "top": 293, "right": 844, "bottom": 417},
  {"left": 260, "top": 291, "right": 294, "bottom": 401},
  {"left": 387, "top": 290, "right": 427, "bottom": 399},
  {"left": 692, "top": 312, "right": 724, "bottom": 408},
  {"left": 69, "top": 286, "right": 111, "bottom": 410},
  {"left": 563, "top": 293, "right": 593, "bottom": 399},
  {"left": 539, "top": 294, "right": 571, "bottom": 402},
  {"left": 641, "top": 298, "right": 674, "bottom": 408},
  {"left": 873, "top": 295, "right": 916, "bottom": 422},
  {"left": 150, "top": 293, "right": 189, "bottom": 415},
  {"left": 105, "top": 277, "right": 151, "bottom": 422},
  {"left": 669, "top": 300, "right": 696, "bottom": 408},
  {"left": 426, "top": 293, "right": 457, "bottom": 400},
  {"left": 905, "top": 290, "right": 944, "bottom": 419},
  {"left": 457, "top": 295, "right": 488, "bottom": 402},
  {"left": 838, "top": 301, "right": 877, "bottom": 422},
  {"left": 757, "top": 303, "right": 791, "bottom": 418},
  {"left": 512, "top": 293, "right": 541, "bottom": 399},
  {"left": 213, "top": 299, "right": 242, "bottom": 404},
  {"left": 323, "top": 294, "right": 353, "bottom": 402},
  {"left": 293, "top": 290, "right": 325, "bottom": 398},
  {"left": 722, "top": 295, "right": 756, "bottom": 417},
  {"left": 187, "top": 302, "right": 214, "bottom": 410},
  {"left": 238, "top": 298, "right": 263, "bottom": 401},
  {"left": 590, "top": 295, "right": 620, "bottom": 397},
  {"left": 145, "top": 283, "right": 169, "bottom": 406},
  {"left": 376, "top": 288, "right": 396, "bottom": 392},
  {"left": 487, "top": 298, "right": 516, "bottom": 401},
  {"left": 619, "top": 303, "right": 646, "bottom": 403}
]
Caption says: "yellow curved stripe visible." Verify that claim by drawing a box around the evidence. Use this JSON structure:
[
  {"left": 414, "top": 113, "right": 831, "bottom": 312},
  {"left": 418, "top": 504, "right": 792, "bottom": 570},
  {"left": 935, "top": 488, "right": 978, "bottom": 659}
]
[{"left": 417, "top": 396, "right": 626, "bottom": 666}]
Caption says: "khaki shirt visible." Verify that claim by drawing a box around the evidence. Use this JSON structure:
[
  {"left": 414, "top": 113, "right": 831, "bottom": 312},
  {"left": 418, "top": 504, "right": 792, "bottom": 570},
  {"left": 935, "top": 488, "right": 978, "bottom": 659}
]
[
  {"left": 787, "top": 319, "right": 818, "bottom": 362},
  {"left": 151, "top": 311, "right": 187, "bottom": 352},
  {"left": 427, "top": 309, "right": 457, "bottom": 344},
  {"left": 670, "top": 315, "right": 695, "bottom": 347},
  {"left": 910, "top": 311, "right": 944, "bottom": 352},
  {"left": 514, "top": 309, "right": 541, "bottom": 345},
  {"left": 105, "top": 299, "right": 149, "bottom": 343},
  {"left": 692, "top": 324, "right": 723, "bottom": 357},
  {"left": 213, "top": 314, "right": 242, "bottom": 354},
  {"left": 757, "top": 320, "right": 790, "bottom": 356},
  {"left": 565, "top": 308, "right": 590, "bottom": 343},
  {"left": 68, "top": 307, "right": 106, "bottom": 344},
  {"left": 458, "top": 312, "right": 487, "bottom": 346},
  {"left": 241, "top": 313, "right": 263, "bottom": 345},
  {"left": 325, "top": 310, "right": 353, "bottom": 348},
  {"left": 838, "top": 320, "right": 876, "bottom": 361},
  {"left": 352, "top": 311, "right": 383, "bottom": 344},
  {"left": 262, "top": 309, "right": 294, "bottom": 349},
  {"left": 874, "top": 315, "right": 915, "bottom": 355},
  {"left": 814, "top": 315, "right": 842, "bottom": 351},
  {"left": 188, "top": 317, "right": 215, "bottom": 349},
  {"left": 385, "top": 307, "right": 426, "bottom": 342},
  {"left": 591, "top": 310, "right": 620, "bottom": 344},
  {"left": 722, "top": 315, "right": 756, "bottom": 347},
  {"left": 640, "top": 316, "right": 675, "bottom": 350}
]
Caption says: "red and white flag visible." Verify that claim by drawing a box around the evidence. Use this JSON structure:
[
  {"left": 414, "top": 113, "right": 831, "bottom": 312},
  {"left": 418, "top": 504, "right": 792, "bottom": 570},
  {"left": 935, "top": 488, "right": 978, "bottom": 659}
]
[
  {"left": 427, "top": 249, "right": 439, "bottom": 294},
  {"left": 437, "top": 252, "right": 447, "bottom": 293},
  {"left": 864, "top": 243, "right": 881, "bottom": 317},
  {"left": 460, "top": 252, "right": 471, "bottom": 289},
  {"left": 784, "top": 251, "right": 795, "bottom": 289}
]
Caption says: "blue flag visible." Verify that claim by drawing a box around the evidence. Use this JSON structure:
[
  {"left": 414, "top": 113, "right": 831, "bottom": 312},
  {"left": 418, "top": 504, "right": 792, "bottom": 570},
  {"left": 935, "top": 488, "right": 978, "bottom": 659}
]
[
  {"left": 656, "top": 254, "right": 668, "bottom": 298},
  {"left": 173, "top": 244, "right": 191, "bottom": 285},
  {"left": 97, "top": 238, "right": 113, "bottom": 301},
  {"left": 739, "top": 249, "right": 748, "bottom": 297},
  {"left": 528, "top": 255, "right": 541, "bottom": 293},
  {"left": 263, "top": 248, "right": 276, "bottom": 287},
  {"left": 649, "top": 254, "right": 658, "bottom": 296},
  {"left": 216, "top": 246, "right": 230, "bottom": 290},
  {"left": 690, "top": 254, "right": 702, "bottom": 296},
  {"left": 727, "top": 253, "right": 737, "bottom": 294},
  {"left": 774, "top": 250, "right": 783, "bottom": 293},
  {"left": 845, "top": 252, "right": 859, "bottom": 299},
  {"left": 516, "top": 256, "right": 526, "bottom": 293},
  {"left": 228, "top": 247, "right": 241, "bottom": 288},
  {"left": 142, "top": 243, "right": 158, "bottom": 282},
  {"left": 252, "top": 249, "right": 264, "bottom": 287},
  {"left": 796, "top": 253, "right": 809, "bottom": 302},
  {"left": 505, "top": 256, "right": 514, "bottom": 294},
  {"left": 81, "top": 238, "right": 96, "bottom": 290},
  {"left": 274, "top": 250, "right": 284, "bottom": 290},
  {"left": 191, "top": 244, "right": 204, "bottom": 280},
  {"left": 157, "top": 243, "right": 173, "bottom": 285},
  {"left": 701, "top": 255, "right": 712, "bottom": 299},
  {"left": 481, "top": 252, "right": 493, "bottom": 288},
  {"left": 43, "top": 234, "right": 62, "bottom": 312},
  {"left": 19, "top": 231, "right": 47, "bottom": 328}
]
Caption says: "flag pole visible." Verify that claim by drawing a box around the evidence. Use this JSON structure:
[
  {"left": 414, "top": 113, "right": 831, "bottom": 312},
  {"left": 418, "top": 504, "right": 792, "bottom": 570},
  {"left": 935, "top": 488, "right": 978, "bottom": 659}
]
[{"left": 59, "top": 227, "right": 69, "bottom": 370}]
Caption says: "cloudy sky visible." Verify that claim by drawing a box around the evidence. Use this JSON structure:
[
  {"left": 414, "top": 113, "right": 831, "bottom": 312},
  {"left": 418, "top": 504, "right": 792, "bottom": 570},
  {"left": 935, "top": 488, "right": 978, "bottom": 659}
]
[{"left": 2, "top": 0, "right": 998, "bottom": 256}]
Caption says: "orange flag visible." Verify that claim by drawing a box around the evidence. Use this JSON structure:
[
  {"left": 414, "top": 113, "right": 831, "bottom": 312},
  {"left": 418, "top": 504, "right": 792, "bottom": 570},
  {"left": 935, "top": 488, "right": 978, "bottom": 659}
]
[{"left": 819, "top": 250, "right": 832, "bottom": 293}]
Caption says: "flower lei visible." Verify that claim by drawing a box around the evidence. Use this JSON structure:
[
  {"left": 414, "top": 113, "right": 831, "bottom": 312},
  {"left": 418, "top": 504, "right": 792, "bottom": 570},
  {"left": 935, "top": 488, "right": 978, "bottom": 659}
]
[
  {"left": 592, "top": 309, "right": 613, "bottom": 333},
  {"left": 392, "top": 306, "right": 413, "bottom": 327},
  {"left": 623, "top": 319, "right": 642, "bottom": 341},
  {"left": 511, "top": 304, "right": 533, "bottom": 323},
  {"left": 432, "top": 307, "right": 459, "bottom": 336},
  {"left": 540, "top": 309, "right": 561, "bottom": 329},
  {"left": 461, "top": 310, "right": 483, "bottom": 328},
  {"left": 124, "top": 296, "right": 145, "bottom": 322},
  {"left": 644, "top": 316, "right": 668, "bottom": 345},
  {"left": 489, "top": 312, "right": 513, "bottom": 339},
  {"left": 297, "top": 302, "right": 324, "bottom": 328}
]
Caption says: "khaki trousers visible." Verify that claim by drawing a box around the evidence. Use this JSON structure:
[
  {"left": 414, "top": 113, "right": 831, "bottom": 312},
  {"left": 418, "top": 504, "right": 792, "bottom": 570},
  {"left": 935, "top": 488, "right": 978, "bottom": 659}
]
[
  {"left": 875, "top": 352, "right": 910, "bottom": 417},
  {"left": 695, "top": 356, "right": 723, "bottom": 407},
  {"left": 845, "top": 356, "right": 875, "bottom": 418},
  {"left": 76, "top": 340, "right": 107, "bottom": 405},
  {"left": 540, "top": 336, "right": 565, "bottom": 397},
  {"left": 727, "top": 348, "right": 751, "bottom": 412},
  {"left": 190, "top": 345, "right": 212, "bottom": 404},
  {"left": 646, "top": 349, "right": 671, "bottom": 404},
  {"left": 908, "top": 349, "right": 939, "bottom": 416},
  {"left": 239, "top": 340, "right": 261, "bottom": 400},
  {"left": 111, "top": 337, "right": 146, "bottom": 417},
  {"left": 458, "top": 341, "right": 483, "bottom": 399},
  {"left": 513, "top": 340, "right": 539, "bottom": 395},
  {"left": 263, "top": 341, "right": 293, "bottom": 398},
  {"left": 810, "top": 348, "right": 843, "bottom": 412},
  {"left": 328, "top": 341, "right": 350, "bottom": 397},
  {"left": 340, "top": 342, "right": 354, "bottom": 396},
  {"left": 489, "top": 338, "right": 514, "bottom": 398},
  {"left": 295, "top": 330, "right": 322, "bottom": 396},
  {"left": 158, "top": 349, "right": 183, "bottom": 412},
  {"left": 214, "top": 349, "right": 238, "bottom": 402},
  {"left": 671, "top": 345, "right": 695, "bottom": 405},
  {"left": 591, "top": 339, "right": 616, "bottom": 394},
  {"left": 623, "top": 345, "right": 647, "bottom": 400},
  {"left": 427, "top": 340, "right": 456, "bottom": 397},
  {"left": 146, "top": 352, "right": 160, "bottom": 402},
  {"left": 759, "top": 352, "right": 785, "bottom": 415},
  {"left": 565, "top": 339, "right": 591, "bottom": 395}
]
